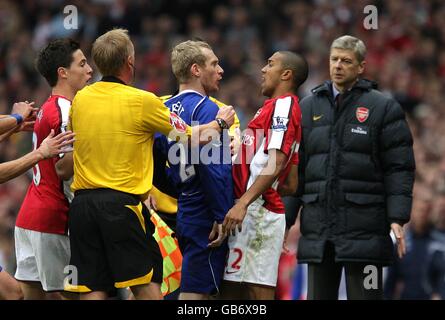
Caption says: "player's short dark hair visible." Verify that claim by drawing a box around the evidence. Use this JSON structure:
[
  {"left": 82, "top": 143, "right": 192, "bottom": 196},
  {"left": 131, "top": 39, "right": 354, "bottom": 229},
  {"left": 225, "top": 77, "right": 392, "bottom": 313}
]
[
  {"left": 278, "top": 51, "right": 308, "bottom": 91},
  {"left": 36, "top": 38, "right": 80, "bottom": 87}
]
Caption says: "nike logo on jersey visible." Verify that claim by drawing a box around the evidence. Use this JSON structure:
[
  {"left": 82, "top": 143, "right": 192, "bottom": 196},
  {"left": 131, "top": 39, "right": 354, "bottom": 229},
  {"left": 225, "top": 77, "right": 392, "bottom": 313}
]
[
  {"left": 225, "top": 270, "right": 239, "bottom": 274},
  {"left": 313, "top": 114, "right": 323, "bottom": 121}
]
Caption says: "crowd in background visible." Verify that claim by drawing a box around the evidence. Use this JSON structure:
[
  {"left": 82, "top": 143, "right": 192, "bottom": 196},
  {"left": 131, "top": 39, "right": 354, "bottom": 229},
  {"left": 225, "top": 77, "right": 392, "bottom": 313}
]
[{"left": 1, "top": 0, "right": 444, "bottom": 299}]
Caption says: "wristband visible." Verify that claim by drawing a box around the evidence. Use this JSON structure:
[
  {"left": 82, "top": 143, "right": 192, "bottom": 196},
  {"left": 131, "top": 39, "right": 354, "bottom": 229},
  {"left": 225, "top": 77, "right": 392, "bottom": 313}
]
[
  {"left": 10, "top": 113, "right": 23, "bottom": 125},
  {"left": 215, "top": 118, "right": 229, "bottom": 130}
]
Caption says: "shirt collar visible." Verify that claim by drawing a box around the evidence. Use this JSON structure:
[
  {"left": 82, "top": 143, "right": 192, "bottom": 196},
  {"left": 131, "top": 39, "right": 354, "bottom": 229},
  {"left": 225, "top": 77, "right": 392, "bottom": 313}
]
[
  {"left": 332, "top": 83, "right": 341, "bottom": 100},
  {"left": 101, "top": 76, "right": 126, "bottom": 85}
]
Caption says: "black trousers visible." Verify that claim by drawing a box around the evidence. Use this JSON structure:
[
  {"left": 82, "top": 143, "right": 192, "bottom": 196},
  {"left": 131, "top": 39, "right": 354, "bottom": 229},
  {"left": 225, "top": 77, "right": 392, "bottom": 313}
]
[{"left": 307, "top": 242, "right": 383, "bottom": 300}]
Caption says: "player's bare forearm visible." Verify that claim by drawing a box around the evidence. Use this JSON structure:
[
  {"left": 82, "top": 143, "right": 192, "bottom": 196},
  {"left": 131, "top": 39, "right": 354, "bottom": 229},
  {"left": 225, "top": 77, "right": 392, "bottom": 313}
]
[
  {"left": 223, "top": 149, "right": 287, "bottom": 234},
  {"left": 191, "top": 120, "right": 221, "bottom": 145},
  {"left": 0, "top": 149, "right": 44, "bottom": 184},
  {"left": 1, "top": 129, "right": 75, "bottom": 183},
  {"left": 190, "top": 104, "right": 235, "bottom": 145},
  {"left": 0, "top": 117, "right": 18, "bottom": 136},
  {"left": 55, "top": 152, "right": 74, "bottom": 180},
  {"left": 278, "top": 165, "right": 298, "bottom": 197},
  {"left": 278, "top": 183, "right": 296, "bottom": 197},
  {"left": 225, "top": 175, "right": 279, "bottom": 235},
  {"left": 239, "top": 149, "right": 287, "bottom": 208},
  {"left": 0, "top": 126, "right": 16, "bottom": 143},
  {"left": 0, "top": 102, "right": 36, "bottom": 135}
]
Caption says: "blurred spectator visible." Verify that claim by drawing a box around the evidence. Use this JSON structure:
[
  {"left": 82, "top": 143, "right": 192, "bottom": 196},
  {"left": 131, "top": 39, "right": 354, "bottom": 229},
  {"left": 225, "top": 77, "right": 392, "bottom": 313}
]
[
  {"left": 428, "top": 183, "right": 445, "bottom": 299},
  {"left": 275, "top": 197, "right": 300, "bottom": 300},
  {"left": 384, "top": 183, "right": 434, "bottom": 299}
]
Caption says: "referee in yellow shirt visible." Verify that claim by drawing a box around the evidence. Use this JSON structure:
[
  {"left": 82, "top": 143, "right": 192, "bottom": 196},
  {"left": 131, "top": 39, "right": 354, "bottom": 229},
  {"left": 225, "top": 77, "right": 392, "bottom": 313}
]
[{"left": 65, "top": 29, "right": 234, "bottom": 300}]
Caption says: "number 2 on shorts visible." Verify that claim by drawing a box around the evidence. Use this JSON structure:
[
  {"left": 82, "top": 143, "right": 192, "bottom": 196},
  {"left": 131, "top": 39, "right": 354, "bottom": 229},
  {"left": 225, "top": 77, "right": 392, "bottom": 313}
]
[{"left": 231, "top": 247, "right": 243, "bottom": 270}]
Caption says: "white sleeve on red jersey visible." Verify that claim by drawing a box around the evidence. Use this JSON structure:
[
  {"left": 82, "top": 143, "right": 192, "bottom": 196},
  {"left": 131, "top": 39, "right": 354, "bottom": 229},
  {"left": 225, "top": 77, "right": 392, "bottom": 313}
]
[
  {"left": 266, "top": 96, "right": 301, "bottom": 157},
  {"left": 56, "top": 97, "right": 72, "bottom": 158},
  {"left": 57, "top": 97, "right": 71, "bottom": 133}
]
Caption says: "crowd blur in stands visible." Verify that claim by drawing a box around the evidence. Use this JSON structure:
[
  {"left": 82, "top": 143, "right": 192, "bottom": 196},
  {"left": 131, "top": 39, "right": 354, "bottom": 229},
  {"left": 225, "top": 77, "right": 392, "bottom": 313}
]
[{"left": 1, "top": 0, "right": 444, "bottom": 299}]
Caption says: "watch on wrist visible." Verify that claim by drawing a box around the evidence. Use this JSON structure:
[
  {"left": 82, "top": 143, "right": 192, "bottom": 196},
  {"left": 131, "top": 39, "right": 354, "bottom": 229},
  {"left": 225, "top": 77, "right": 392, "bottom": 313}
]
[{"left": 215, "top": 118, "right": 229, "bottom": 130}]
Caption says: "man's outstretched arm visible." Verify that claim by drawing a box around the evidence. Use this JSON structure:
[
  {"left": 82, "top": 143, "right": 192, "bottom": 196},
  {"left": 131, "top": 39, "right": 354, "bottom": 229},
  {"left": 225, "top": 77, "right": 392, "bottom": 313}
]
[
  {"left": 222, "top": 149, "right": 288, "bottom": 235},
  {"left": 0, "top": 130, "right": 75, "bottom": 184},
  {"left": 278, "top": 164, "right": 298, "bottom": 197},
  {"left": 0, "top": 102, "right": 37, "bottom": 136}
]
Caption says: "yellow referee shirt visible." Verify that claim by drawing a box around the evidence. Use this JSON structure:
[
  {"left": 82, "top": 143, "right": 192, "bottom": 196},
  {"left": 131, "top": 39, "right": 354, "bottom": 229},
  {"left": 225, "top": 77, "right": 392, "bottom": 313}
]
[{"left": 69, "top": 78, "right": 190, "bottom": 197}]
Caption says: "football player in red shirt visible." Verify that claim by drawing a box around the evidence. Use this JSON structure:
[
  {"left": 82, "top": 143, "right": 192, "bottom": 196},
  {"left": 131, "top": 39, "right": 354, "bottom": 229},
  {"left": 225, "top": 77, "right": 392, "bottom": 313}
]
[
  {"left": 222, "top": 51, "right": 308, "bottom": 299},
  {"left": 14, "top": 38, "right": 92, "bottom": 300}
]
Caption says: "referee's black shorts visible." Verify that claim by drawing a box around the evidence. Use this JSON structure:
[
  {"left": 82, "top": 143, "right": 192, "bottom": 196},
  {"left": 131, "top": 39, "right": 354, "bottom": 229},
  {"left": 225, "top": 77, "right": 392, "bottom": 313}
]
[{"left": 66, "top": 188, "right": 162, "bottom": 293}]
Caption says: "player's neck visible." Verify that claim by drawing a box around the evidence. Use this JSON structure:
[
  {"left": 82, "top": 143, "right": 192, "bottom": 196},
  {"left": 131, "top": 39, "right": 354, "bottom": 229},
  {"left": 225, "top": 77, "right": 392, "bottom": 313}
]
[
  {"left": 52, "top": 83, "right": 75, "bottom": 101},
  {"left": 179, "top": 81, "right": 207, "bottom": 96},
  {"left": 270, "top": 86, "right": 294, "bottom": 99}
]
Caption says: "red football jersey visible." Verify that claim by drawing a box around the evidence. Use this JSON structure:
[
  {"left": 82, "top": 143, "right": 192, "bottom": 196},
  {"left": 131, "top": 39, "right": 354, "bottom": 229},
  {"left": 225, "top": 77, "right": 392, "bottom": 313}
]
[
  {"left": 232, "top": 94, "right": 301, "bottom": 213},
  {"left": 16, "top": 95, "right": 72, "bottom": 235}
]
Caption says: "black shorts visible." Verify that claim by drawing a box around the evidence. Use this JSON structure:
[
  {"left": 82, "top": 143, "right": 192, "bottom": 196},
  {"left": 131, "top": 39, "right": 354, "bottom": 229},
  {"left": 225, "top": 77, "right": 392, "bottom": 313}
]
[{"left": 67, "top": 189, "right": 162, "bottom": 293}]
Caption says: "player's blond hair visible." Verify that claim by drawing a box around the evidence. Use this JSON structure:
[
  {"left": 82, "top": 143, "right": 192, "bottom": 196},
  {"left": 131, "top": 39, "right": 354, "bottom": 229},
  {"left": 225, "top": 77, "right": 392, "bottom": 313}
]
[
  {"left": 92, "top": 28, "right": 133, "bottom": 76},
  {"left": 171, "top": 40, "right": 212, "bottom": 83}
]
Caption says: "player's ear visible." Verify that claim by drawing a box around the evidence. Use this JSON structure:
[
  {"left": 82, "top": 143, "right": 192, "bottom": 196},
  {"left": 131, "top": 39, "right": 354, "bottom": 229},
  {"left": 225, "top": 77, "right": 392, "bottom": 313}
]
[
  {"left": 190, "top": 63, "right": 200, "bottom": 78},
  {"left": 58, "top": 67, "right": 68, "bottom": 80},
  {"left": 281, "top": 69, "right": 292, "bottom": 82}
]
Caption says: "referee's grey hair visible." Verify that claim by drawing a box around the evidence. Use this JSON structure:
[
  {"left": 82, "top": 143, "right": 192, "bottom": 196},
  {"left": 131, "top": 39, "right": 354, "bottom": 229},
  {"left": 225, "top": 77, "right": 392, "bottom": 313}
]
[{"left": 331, "top": 35, "right": 367, "bottom": 62}]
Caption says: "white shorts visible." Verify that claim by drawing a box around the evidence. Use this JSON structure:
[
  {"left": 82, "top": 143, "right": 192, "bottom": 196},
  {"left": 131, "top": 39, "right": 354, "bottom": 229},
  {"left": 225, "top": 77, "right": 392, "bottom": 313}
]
[
  {"left": 223, "top": 199, "right": 286, "bottom": 287},
  {"left": 14, "top": 227, "right": 70, "bottom": 292}
]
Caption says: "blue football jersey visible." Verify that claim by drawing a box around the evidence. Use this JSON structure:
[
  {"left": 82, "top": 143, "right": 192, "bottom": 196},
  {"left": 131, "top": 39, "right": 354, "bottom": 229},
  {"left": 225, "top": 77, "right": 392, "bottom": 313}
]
[{"left": 160, "top": 90, "right": 233, "bottom": 228}]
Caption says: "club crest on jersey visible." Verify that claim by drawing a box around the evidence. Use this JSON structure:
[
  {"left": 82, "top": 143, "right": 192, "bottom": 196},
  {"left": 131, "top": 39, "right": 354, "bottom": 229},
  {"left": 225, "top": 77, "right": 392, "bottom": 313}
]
[
  {"left": 169, "top": 112, "right": 187, "bottom": 133},
  {"left": 272, "top": 116, "right": 288, "bottom": 132},
  {"left": 356, "top": 107, "right": 369, "bottom": 123}
]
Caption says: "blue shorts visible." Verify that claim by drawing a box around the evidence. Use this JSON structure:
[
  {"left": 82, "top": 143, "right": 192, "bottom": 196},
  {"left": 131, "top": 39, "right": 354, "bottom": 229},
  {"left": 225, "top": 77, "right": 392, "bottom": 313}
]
[{"left": 177, "top": 222, "right": 228, "bottom": 295}]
